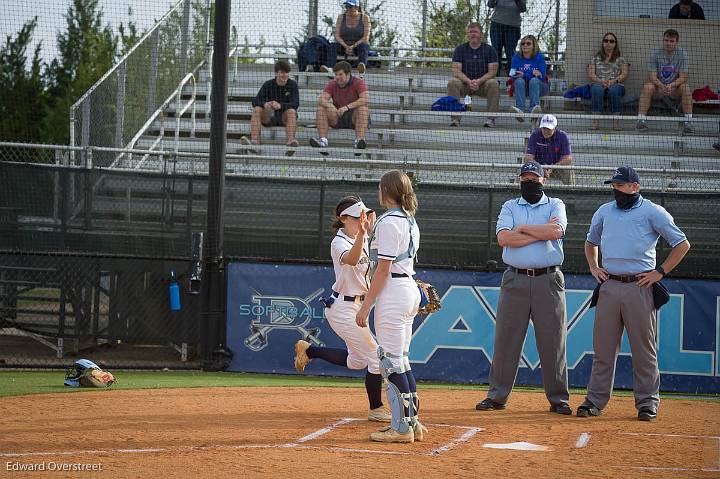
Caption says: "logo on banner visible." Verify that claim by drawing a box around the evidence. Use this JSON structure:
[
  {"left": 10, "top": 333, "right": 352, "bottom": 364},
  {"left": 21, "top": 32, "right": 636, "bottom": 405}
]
[{"left": 242, "top": 288, "right": 325, "bottom": 351}]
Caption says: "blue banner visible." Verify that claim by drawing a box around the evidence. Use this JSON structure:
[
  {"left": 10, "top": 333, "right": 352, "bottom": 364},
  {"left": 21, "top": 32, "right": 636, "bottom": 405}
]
[{"left": 226, "top": 263, "right": 720, "bottom": 393}]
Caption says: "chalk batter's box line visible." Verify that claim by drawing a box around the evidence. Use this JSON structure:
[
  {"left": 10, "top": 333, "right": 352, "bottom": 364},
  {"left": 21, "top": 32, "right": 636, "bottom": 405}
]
[
  {"left": 0, "top": 419, "right": 483, "bottom": 459},
  {"left": 614, "top": 431, "right": 720, "bottom": 473},
  {"left": 295, "top": 418, "right": 484, "bottom": 457}
]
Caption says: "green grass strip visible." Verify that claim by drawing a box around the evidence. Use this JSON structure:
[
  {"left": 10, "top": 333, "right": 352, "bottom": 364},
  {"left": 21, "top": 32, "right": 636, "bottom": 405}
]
[{"left": 0, "top": 370, "right": 717, "bottom": 401}]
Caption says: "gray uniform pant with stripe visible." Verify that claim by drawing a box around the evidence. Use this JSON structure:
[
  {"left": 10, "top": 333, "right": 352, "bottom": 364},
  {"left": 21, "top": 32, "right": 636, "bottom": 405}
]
[
  {"left": 487, "top": 269, "right": 570, "bottom": 406},
  {"left": 586, "top": 279, "right": 659, "bottom": 412}
]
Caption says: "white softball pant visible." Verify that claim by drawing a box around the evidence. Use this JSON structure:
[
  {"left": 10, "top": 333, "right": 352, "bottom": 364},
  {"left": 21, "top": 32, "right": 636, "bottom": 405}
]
[
  {"left": 374, "top": 277, "right": 421, "bottom": 370},
  {"left": 325, "top": 298, "right": 381, "bottom": 374}
]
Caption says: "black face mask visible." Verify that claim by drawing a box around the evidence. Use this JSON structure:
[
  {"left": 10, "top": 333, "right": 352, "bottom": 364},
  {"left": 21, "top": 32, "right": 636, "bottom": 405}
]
[
  {"left": 613, "top": 189, "right": 639, "bottom": 210},
  {"left": 520, "top": 180, "right": 544, "bottom": 204}
]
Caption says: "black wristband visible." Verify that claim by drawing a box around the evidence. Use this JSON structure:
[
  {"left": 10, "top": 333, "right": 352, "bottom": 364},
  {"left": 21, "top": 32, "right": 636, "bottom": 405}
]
[{"left": 655, "top": 265, "right": 666, "bottom": 276}]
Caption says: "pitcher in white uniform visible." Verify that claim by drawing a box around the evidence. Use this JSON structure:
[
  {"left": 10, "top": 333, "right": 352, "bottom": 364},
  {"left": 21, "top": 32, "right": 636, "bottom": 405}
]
[
  {"left": 356, "top": 170, "right": 425, "bottom": 444},
  {"left": 294, "top": 196, "right": 391, "bottom": 423}
]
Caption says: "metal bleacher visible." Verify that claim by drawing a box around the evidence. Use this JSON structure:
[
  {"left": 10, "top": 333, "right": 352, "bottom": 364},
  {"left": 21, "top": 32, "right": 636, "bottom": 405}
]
[{"left": 113, "top": 47, "right": 720, "bottom": 193}]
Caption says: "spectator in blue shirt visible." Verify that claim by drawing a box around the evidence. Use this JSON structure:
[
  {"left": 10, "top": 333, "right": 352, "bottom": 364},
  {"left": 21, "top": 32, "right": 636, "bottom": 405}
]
[
  {"left": 475, "top": 161, "right": 571, "bottom": 416},
  {"left": 509, "top": 34, "right": 547, "bottom": 120},
  {"left": 579, "top": 166, "right": 690, "bottom": 422},
  {"left": 525, "top": 114, "right": 574, "bottom": 185},
  {"left": 447, "top": 22, "right": 500, "bottom": 128}
]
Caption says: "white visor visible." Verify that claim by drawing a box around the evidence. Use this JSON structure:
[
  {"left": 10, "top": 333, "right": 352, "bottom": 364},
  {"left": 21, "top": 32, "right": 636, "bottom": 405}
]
[{"left": 339, "top": 201, "right": 372, "bottom": 218}]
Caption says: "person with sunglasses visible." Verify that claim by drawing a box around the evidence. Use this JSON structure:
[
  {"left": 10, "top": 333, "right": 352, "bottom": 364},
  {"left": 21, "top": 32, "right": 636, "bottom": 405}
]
[
  {"left": 509, "top": 35, "right": 547, "bottom": 121},
  {"left": 588, "top": 33, "right": 629, "bottom": 130},
  {"left": 321, "top": 0, "right": 372, "bottom": 75}
]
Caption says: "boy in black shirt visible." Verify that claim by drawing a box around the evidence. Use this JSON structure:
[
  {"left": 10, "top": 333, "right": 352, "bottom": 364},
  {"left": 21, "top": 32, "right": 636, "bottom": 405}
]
[{"left": 241, "top": 60, "right": 300, "bottom": 156}]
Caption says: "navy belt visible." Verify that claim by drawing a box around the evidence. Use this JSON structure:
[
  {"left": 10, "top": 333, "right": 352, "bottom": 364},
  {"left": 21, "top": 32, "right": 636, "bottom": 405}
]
[
  {"left": 332, "top": 291, "right": 365, "bottom": 301},
  {"left": 608, "top": 274, "right": 641, "bottom": 283},
  {"left": 391, "top": 272, "right": 409, "bottom": 278},
  {"left": 508, "top": 265, "right": 560, "bottom": 277}
]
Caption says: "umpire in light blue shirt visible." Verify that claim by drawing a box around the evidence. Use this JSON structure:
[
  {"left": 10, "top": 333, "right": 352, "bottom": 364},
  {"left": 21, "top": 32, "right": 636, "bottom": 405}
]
[
  {"left": 578, "top": 166, "right": 690, "bottom": 422},
  {"left": 476, "top": 161, "right": 572, "bottom": 415}
]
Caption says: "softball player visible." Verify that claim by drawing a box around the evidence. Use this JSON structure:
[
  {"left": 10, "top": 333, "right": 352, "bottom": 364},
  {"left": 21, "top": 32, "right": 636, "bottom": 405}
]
[
  {"left": 356, "top": 170, "right": 425, "bottom": 444},
  {"left": 294, "top": 196, "right": 391, "bottom": 423}
]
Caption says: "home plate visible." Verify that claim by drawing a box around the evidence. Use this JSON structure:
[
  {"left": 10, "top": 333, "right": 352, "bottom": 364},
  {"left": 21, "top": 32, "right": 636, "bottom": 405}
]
[{"left": 482, "top": 442, "right": 550, "bottom": 451}]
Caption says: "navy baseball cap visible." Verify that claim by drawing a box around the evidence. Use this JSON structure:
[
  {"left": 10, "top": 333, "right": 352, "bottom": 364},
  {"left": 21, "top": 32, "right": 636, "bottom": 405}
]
[
  {"left": 604, "top": 166, "right": 640, "bottom": 184},
  {"left": 519, "top": 161, "right": 544, "bottom": 178}
]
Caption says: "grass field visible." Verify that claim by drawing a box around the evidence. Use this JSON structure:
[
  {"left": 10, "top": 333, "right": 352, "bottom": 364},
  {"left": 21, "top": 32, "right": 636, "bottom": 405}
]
[{"left": 2, "top": 370, "right": 718, "bottom": 400}]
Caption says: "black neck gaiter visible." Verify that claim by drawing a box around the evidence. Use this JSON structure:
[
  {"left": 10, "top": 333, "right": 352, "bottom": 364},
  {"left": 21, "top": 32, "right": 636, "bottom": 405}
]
[
  {"left": 614, "top": 189, "right": 639, "bottom": 210},
  {"left": 521, "top": 181, "right": 544, "bottom": 204}
]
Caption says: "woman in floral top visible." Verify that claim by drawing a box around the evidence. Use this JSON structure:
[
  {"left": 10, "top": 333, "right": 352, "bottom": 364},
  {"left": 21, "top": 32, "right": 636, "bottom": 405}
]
[{"left": 587, "top": 32, "right": 629, "bottom": 130}]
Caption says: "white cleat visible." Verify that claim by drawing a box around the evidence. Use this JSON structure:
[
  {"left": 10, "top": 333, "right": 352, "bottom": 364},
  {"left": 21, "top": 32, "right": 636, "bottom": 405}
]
[
  {"left": 412, "top": 420, "right": 428, "bottom": 442},
  {"left": 368, "top": 406, "right": 392, "bottom": 423},
  {"left": 369, "top": 425, "right": 414, "bottom": 443}
]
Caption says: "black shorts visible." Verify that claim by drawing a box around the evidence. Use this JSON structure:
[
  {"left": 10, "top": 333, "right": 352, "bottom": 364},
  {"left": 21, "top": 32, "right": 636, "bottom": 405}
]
[
  {"left": 331, "top": 110, "right": 355, "bottom": 129},
  {"left": 261, "top": 110, "right": 285, "bottom": 127},
  {"left": 331, "top": 110, "right": 370, "bottom": 129}
]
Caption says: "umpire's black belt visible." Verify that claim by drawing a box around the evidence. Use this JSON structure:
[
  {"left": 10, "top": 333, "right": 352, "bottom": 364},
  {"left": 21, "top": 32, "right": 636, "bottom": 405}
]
[
  {"left": 332, "top": 291, "right": 365, "bottom": 302},
  {"left": 608, "top": 274, "right": 641, "bottom": 283},
  {"left": 508, "top": 265, "right": 560, "bottom": 277},
  {"left": 391, "top": 272, "right": 410, "bottom": 278}
]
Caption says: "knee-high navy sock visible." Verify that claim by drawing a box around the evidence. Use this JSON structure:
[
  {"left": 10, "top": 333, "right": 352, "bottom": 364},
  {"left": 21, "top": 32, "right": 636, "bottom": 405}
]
[
  {"left": 365, "top": 372, "right": 383, "bottom": 409},
  {"left": 405, "top": 369, "right": 420, "bottom": 414},
  {"left": 306, "top": 346, "right": 348, "bottom": 367},
  {"left": 388, "top": 372, "right": 411, "bottom": 417}
]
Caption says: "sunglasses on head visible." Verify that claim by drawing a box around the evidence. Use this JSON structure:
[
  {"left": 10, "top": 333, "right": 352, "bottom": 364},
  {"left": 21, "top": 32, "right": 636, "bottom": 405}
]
[{"left": 603, "top": 38, "right": 616, "bottom": 43}]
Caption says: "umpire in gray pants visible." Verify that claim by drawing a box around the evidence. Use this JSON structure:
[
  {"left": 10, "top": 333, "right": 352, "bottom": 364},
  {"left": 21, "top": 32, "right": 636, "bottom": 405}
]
[
  {"left": 579, "top": 166, "right": 690, "bottom": 421},
  {"left": 476, "top": 161, "right": 571, "bottom": 415}
]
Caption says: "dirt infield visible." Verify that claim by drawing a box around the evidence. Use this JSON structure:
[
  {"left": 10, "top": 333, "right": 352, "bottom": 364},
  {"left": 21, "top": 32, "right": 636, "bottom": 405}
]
[{"left": 2, "top": 387, "right": 719, "bottom": 478}]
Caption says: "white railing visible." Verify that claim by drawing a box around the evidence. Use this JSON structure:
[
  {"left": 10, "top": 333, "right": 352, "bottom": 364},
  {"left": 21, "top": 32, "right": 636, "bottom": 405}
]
[{"left": 123, "top": 73, "right": 198, "bottom": 171}]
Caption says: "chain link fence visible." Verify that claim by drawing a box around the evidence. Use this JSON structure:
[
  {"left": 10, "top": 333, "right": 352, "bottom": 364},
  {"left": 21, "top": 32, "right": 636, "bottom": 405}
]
[{"left": 1, "top": 143, "right": 718, "bottom": 276}]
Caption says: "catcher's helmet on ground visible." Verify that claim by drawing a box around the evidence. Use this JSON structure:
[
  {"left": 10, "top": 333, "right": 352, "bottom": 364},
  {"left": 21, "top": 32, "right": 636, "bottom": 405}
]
[{"left": 64, "top": 359, "right": 101, "bottom": 387}]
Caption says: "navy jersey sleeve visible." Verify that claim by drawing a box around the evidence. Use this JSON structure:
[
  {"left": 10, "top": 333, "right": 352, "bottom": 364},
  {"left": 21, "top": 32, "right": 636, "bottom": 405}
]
[
  {"left": 281, "top": 80, "right": 299, "bottom": 111},
  {"left": 252, "top": 80, "right": 271, "bottom": 108}
]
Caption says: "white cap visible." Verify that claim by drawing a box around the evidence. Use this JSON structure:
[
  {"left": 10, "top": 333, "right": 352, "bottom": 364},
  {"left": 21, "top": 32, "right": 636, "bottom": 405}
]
[
  {"left": 339, "top": 201, "right": 372, "bottom": 218},
  {"left": 539, "top": 114, "right": 558, "bottom": 130}
]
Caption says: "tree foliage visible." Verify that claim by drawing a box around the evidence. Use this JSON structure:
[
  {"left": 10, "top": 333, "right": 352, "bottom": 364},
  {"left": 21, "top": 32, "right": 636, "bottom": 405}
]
[{"left": 0, "top": 18, "right": 46, "bottom": 143}]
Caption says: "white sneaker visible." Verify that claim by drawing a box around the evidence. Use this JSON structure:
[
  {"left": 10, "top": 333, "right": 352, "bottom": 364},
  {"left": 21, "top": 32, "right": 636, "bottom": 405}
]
[
  {"left": 294, "top": 340, "right": 311, "bottom": 372},
  {"left": 412, "top": 420, "right": 428, "bottom": 442},
  {"left": 305, "top": 65, "right": 313, "bottom": 72},
  {"left": 511, "top": 106, "right": 524, "bottom": 123},
  {"left": 531, "top": 105, "right": 542, "bottom": 115},
  {"left": 369, "top": 426, "right": 414, "bottom": 443},
  {"left": 368, "top": 407, "right": 392, "bottom": 422},
  {"left": 484, "top": 118, "right": 496, "bottom": 128}
]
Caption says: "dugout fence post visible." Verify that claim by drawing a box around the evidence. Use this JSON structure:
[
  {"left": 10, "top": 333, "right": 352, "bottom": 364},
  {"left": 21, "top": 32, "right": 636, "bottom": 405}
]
[{"left": 201, "top": 0, "right": 232, "bottom": 370}]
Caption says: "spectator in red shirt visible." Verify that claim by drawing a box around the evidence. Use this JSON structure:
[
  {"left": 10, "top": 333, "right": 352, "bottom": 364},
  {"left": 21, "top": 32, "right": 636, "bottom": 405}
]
[{"left": 310, "top": 61, "right": 370, "bottom": 154}]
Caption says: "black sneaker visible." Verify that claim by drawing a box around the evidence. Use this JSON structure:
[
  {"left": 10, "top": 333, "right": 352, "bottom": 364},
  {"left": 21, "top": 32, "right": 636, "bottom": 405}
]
[
  {"left": 714, "top": 142, "right": 720, "bottom": 152},
  {"left": 576, "top": 400, "right": 601, "bottom": 417},
  {"left": 475, "top": 398, "right": 506, "bottom": 411},
  {"left": 549, "top": 403, "right": 573, "bottom": 415},
  {"left": 353, "top": 138, "right": 367, "bottom": 156},
  {"left": 638, "top": 407, "right": 657, "bottom": 422},
  {"left": 310, "top": 137, "right": 329, "bottom": 156}
]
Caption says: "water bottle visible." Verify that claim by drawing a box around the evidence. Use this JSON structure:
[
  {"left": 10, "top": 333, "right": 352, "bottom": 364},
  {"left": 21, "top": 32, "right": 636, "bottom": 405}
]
[
  {"left": 169, "top": 269, "right": 181, "bottom": 311},
  {"left": 464, "top": 94, "right": 472, "bottom": 111}
]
